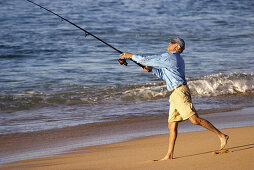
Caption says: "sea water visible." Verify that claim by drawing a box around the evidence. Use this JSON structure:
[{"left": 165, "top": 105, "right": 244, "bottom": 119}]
[{"left": 0, "top": 0, "right": 254, "bottom": 138}]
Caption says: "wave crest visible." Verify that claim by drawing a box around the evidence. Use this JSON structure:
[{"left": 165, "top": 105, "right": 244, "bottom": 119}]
[
  {"left": 188, "top": 73, "right": 254, "bottom": 96},
  {"left": 120, "top": 73, "right": 254, "bottom": 100},
  {"left": 1, "top": 73, "right": 253, "bottom": 111}
]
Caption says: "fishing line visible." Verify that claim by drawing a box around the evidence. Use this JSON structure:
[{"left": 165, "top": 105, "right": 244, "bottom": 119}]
[{"left": 26, "top": 0, "right": 144, "bottom": 68}]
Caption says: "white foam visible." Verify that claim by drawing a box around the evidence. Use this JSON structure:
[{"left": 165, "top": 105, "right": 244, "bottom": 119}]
[
  {"left": 188, "top": 73, "right": 254, "bottom": 96},
  {"left": 121, "top": 73, "right": 254, "bottom": 99},
  {"left": 122, "top": 84, "right": 168, "bottom": 99}
]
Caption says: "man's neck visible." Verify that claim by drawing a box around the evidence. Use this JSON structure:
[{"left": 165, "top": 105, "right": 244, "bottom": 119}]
[{"left": 168, "top": 50, "right": 179, "bottom": 53}]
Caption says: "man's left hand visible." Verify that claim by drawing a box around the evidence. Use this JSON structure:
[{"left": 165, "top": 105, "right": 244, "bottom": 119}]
[{"left": 120, "top": 53, "right": 133, "bottom": 59}]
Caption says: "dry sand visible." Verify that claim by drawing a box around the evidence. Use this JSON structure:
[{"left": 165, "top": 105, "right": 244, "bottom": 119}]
[{"left": 1, "top": 126, "right": 254, "bottom": 170}]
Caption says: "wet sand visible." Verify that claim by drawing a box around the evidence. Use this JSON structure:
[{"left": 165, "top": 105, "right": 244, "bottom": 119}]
[
  {"left": 2, "top": 125, "right": 254, "bottom": 170},
  {"left": 1, "top": 107, "right": 254, "bottom": 165},
  {"left": 1, "top": 107, "right": 254, "bottom": 169}
]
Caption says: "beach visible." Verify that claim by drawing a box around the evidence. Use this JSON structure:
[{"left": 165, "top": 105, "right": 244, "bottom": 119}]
[
  {"left": 1, "top": 0, "right": 254, "bottom": 169},
  {"left": 1, "top": 108, "right": 254, "bottom": 169},
  {"left": 2, "top": 125, "right": 254, "bottom": 169}
]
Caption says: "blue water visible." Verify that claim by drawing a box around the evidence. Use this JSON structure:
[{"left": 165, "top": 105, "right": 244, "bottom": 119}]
[{"left": 0, "top": 0, "right": 254, "bottom": 134}]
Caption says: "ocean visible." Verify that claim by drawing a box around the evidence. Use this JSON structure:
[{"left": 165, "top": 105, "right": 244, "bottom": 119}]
[{"left": 0, "top": 0, "right": 254, "bottom": 163}]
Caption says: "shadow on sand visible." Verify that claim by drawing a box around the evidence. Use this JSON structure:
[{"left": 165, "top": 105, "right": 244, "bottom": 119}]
[
  {"left": 174, "top": 143, "right": 254, "bottom": 159},
  {"left": 153, "top": 143, "right": 254, "bottom": 161}
]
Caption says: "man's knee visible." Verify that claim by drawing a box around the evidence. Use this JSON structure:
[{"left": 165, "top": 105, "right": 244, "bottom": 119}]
[
  {"left": 189, "top": 114, "right": 200, "bottom": 125},
  {"left": 168, "top": 122, "right": 178, "bottom": 131}
]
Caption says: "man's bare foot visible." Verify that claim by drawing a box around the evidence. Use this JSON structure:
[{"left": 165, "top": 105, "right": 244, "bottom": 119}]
[
  {"left": 159, "top": 154, "right": 173, "bottom": 161},
  {"left": 220, "top": 135, "right": 229, "bottom": 150}
]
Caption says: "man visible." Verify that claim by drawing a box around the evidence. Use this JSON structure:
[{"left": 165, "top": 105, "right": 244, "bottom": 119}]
[{"left": 120, "top": 37, "right": 229, "bottom": 160}]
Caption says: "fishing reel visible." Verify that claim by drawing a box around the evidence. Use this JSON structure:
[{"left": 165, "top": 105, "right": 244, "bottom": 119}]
[{"left": 118, "top": 58, "right": 128, "bottom": 66}]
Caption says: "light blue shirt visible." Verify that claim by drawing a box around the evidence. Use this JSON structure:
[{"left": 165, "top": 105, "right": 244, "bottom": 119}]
[{"left": 132, "top": 51, "right": 186, "bottom": 92}]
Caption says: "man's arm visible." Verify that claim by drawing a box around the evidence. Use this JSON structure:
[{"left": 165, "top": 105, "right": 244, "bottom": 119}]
[
  {"left": 120, "top": 53, "right": 164, "bottom": 79},
  {"left": 120, "top": 52, "right": 169, "bottom": 68},
  {"left": 120, "top": 53, "right": 153, "bottom": 72}
]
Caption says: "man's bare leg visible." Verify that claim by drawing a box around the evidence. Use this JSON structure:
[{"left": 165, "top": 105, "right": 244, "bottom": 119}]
[
  {"left": 160, "top": 122, "right": 178, "bottom": 161},
  {"left": 189, "top": 114, "right": 229, "bottom": 149}
]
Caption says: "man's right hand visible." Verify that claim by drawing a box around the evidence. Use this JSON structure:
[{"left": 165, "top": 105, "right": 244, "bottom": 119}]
[{"left": 142, "top": 66, "right": 152, "bottom": 72}]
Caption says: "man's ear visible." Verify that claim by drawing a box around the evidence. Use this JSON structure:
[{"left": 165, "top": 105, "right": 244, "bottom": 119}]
[{"left": 175, "top": 44, "right": 181, "bottom": 51}]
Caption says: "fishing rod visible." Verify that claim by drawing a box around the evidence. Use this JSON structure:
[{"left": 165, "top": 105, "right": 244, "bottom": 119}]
[{"left": 26, "top": 0, "right": 144, "bottom": 68}]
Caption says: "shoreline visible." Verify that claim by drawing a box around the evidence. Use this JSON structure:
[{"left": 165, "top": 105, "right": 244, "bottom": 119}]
[
  {"left": 1, "top": 107, "right": 254, "bottom": 165},
  {"left": 2, "top": 126, "right": 254, "bottom": 169}
]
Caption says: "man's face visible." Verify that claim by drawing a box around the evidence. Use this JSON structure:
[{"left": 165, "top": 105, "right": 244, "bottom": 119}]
[{"left": 168, "top": 42, "right": 179, "bottom": 52}]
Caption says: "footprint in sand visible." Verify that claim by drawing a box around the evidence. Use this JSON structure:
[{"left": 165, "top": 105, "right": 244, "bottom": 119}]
[{"left": 211, "top": 149, "right": 232, "bottom": 155}]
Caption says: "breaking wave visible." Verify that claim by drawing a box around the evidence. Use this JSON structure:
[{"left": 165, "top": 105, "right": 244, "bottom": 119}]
[
  {"left": 188, "top": 73, "right": 254, "bottom": 96},
  {"left": 1, "top": 72, "right": 253, "bottom": 111},
  {"left": 122, "top": 72, "right": 254, "bottom": 99}
]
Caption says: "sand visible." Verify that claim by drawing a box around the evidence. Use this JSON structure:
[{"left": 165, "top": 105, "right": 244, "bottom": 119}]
[{"left": 1, "top": 126, "right": 254, "bottom": 170}]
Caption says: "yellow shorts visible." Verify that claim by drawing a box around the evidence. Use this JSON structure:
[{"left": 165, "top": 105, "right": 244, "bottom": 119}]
[{"left": 168, "top": 84, "right": 197, "bottom": 122}]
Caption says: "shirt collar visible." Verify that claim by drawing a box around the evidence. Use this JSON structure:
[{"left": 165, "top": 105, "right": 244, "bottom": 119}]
[{"left": 168, "top": 51, "right": 180, "bottom": 54}]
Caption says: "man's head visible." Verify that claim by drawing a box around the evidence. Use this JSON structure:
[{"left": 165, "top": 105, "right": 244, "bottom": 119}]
[{"left": 168, "top": 37, "right": 185, "bottom": 53}]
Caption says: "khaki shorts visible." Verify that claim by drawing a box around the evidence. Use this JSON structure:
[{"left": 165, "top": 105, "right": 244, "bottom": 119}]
[{"left": 168, "top": 84, "right": 197, "bottom": 122}]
